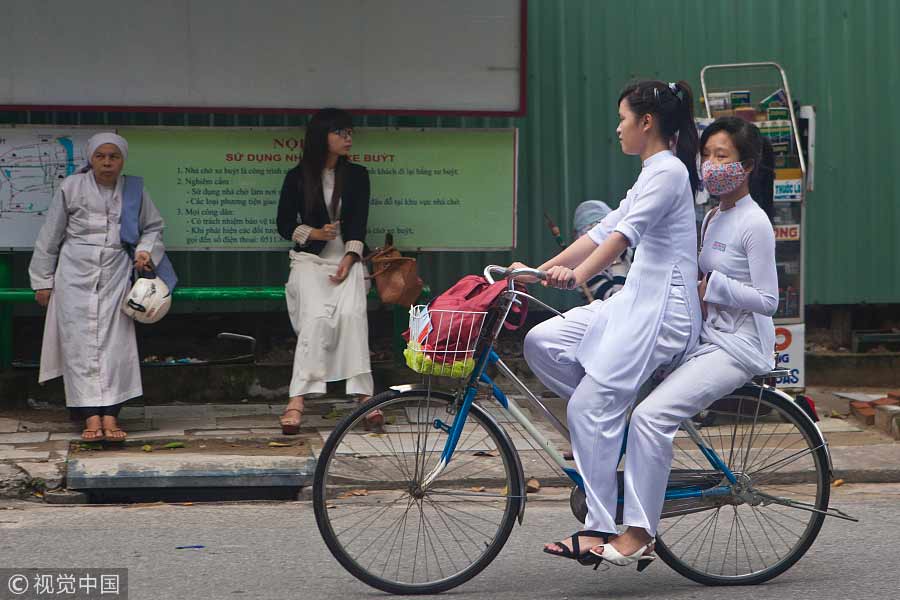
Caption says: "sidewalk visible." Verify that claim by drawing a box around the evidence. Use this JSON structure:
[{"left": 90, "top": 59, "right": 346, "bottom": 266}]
[{"left": 1, "top": 385, "right": 899, "bottom": 502}]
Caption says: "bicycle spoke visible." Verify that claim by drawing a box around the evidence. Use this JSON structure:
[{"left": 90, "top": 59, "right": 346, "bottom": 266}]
[
  {"left": 423, "top": 495, "right": 477, "bottom": 565},
  {"left": 750, "top": 504, "right": 783, "bottom": 559},
  {"left": 427, "top": 489, "right": 513, "bottom": 499},
  {"left": 420, "top": 503, "right": 453, "bottom": 579},
  {"left": 316, "top": 389, "right": 521, "bottom": 591},
  {"left": 736, "top": 507, "right": 769, "bottom": 571},
  {"left": 362, "top": 498, "right": 417, "bottom": 574},
  {"left": 333, "top": 493, "right": 410, "bottom": 540},
  {"left": 427, "top": 497, "right": 506, "bottom": 533},
  {"left": 749, "top": 445, "right": 823, "bottom": 481},
  {"left": 663, "top": 507, "right": 719, "bottom": 550},
  {"left": 753, "top": 504, "right": 803, "bottom": 545},
  {"left": 705, "top": 509, "right": 721, "bottom": 574},
  {"left": 424, "top": 497, "right": 488, "bottom": 556}
]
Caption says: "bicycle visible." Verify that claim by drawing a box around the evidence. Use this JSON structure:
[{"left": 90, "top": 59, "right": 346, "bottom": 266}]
[{"left": 313, "top": 266, "right": 856, "bottom": 594}]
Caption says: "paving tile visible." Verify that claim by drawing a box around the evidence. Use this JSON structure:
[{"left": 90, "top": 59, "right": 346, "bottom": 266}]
[
  {"left": 0, "top": 432, "right": 50, "bottom": 444},
  {"left": 833, "top": 392, "right": 885, "bottom": 402},
  {"left": 118, "top": 406, "right": 146, "bottom": 420},
  {"left": 0, "top": 418, "right": 19, "bottom": 433},
  {"left": 211, "top": 404, "right": 272, "bottom": 417},
  {"left": 17, "top": 421, "right": 79, "bottom": 434},
  {"left": 49, "top": 432, "right": 82, "bottom": 441},
  {"left": 128, "top": 428, "right": 186, "bottom": 440},
  {"left": 116, "top": 420, "right": 154, "bottom": 432},
  {"left": 817, "top": 418, "right": 862, "bottom": 433},
  {"left": 0, "top": 448, "right": 50, "bottom": 460},
  {"left": 149, "top": 418, "right": 215, "bottom": 430},
  {"left": 16, "top": 461, "right": 64, "bottom": 488},
  {"left": 216, "top": 416, "right": 279, "bottom": 428},
  {"left": 190, "top": 430, "right": 253, "bottom": 437},
  {"left": 145, "top": 405, "right": 213, "bottom": 420}
]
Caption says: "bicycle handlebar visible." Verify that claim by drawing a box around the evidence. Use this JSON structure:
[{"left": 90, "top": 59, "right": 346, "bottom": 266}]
[
  {"left": 483, "top": 265, "right": 545, "bottom": 285},
  {"left": 483, "top": 265, "right": 576, "bottom": 290}
]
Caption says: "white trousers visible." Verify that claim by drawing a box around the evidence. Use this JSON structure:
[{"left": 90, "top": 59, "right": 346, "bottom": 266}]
[
  {"left": 626, "top": 345, "right": 753, "bottom": 534},
  {"left": 523, "top": 287, "right": 692, "bottom": 534}
]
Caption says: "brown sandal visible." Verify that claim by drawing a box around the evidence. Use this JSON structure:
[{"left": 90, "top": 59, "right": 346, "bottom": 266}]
[
  {"left": 103, "top": 429, "right": 127, "bottom": 443},
  {"left": 280, "top": 408, "right": 303, "bottom": 435},
  {"left": 81, "top": 429, "right": 104, "bottom": 442}
]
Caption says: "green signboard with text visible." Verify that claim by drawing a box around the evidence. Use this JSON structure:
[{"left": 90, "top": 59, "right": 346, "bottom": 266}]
[{"left": 121, "top": 127, "right": 517, "bottom": 251}]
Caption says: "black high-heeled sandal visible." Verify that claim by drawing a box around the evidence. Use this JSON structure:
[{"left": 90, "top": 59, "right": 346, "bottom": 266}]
[{"left": 542, "top": 530, "right": 610, "bottom": 566}]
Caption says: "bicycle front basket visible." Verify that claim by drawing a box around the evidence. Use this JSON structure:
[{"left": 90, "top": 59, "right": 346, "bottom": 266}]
[{"left": 404, "top": 305, "right": 487, "bottom": 378}]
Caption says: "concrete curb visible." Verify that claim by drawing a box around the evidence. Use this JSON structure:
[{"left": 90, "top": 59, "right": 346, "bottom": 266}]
[{"left": 66, "top": 453, "right": 315, "bottom": 490}]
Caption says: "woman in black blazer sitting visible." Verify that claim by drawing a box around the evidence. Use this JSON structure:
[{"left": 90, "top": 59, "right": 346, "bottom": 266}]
[{"left": 275, "top": 108, "right": 376, "bottom": 434}]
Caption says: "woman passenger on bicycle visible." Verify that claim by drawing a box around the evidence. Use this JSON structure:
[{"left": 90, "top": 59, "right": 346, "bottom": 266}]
[
  {"left": 614, "top": 117, "right": 778, "bottom": 565},
  {"left": 511, "top": 80, "right": 702, "bottom": 567}
]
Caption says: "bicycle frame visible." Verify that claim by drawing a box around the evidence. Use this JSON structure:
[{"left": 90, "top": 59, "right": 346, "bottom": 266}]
[{"left": 420, "top": 285, "right": 740, "bottom": 505}]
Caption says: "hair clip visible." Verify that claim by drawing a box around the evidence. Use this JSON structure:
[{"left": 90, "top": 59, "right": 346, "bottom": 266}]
[
  {"left": 668, "top": 82, "right": 679, "bottom": 94},
  {"left": 653, "top": 87, "right": 660, "bottom": 102}
]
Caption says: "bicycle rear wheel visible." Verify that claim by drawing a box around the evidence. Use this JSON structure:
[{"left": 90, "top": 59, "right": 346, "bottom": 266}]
[
  {"left": 313, "top": 388, "right": 522, "bottom": 594},
  {"left": 655, "top": 386, "right": 830, "bottom": 585}
]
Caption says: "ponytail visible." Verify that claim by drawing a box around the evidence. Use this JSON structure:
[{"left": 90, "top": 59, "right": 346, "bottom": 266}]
[
  {"left": 672, "top": 81, "right": 700, "bottom": 195},
  {"left": 618, "top": 79, "right": 700, "bottom": 194}
]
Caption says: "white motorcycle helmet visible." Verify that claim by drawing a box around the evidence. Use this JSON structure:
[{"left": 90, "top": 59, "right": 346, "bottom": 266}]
[{"left": 123, "top": 268, "right": 172, "bottom": 324}]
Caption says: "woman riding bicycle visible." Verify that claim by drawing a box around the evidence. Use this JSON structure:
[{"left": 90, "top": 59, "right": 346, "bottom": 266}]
[
  {"left": 511, "top": 80, "right": 702, "bottom": 568},
  {"left": 620, "top": 116, "right": 778, "bottom": 564}
]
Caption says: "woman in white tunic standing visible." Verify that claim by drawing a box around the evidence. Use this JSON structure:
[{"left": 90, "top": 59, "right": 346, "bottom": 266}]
[
  {"left": 276, "top": 108, "right": 374, "bottom": 434},
  {"left": 29, "top": 133, "right": 167, "bottom": 442},
  {"left": 511, "top": 80, "right": 702, "bottom": 565},
  {"left": 603, "top": 117, "right": 778, "bottom": 565}
]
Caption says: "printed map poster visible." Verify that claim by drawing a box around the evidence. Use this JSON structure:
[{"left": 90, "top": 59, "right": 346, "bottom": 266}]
[
  {"left": 0, "top": 128, "right": 101, "bottom": 248},
  {"left": 121, "top": 127, "right": 517, "bottom": 251}
]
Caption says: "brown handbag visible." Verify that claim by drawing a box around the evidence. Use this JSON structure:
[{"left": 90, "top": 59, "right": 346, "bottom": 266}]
[{"left": 365, "top": 234, "right": 424, "bottom": 306}]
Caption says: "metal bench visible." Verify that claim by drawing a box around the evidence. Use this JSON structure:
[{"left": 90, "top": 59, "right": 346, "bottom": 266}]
[{"left": 0, "top": 285, "right": 429, "bottom": 368}]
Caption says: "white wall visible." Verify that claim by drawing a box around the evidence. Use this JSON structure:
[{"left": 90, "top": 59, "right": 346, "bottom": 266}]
[{"left": 0, "top": 0, "right": 522, "bottom": 113}]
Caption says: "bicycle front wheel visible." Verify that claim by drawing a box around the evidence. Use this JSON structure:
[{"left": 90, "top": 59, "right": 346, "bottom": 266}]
[
  {"left": 656, "top": 386, "right": 830, "bottom": 585},
  {"left": 313, "top": 388, "right": 522, "bottom": 595}
]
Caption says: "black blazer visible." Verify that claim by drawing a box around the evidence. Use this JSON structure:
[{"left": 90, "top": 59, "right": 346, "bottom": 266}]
[{"left": 276, "top": 162, "right": 370, "bottom": 255}]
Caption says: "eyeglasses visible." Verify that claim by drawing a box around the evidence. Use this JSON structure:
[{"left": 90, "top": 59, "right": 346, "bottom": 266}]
[{"left": 330, "top": 128, "right": 353, "bottom": 140}]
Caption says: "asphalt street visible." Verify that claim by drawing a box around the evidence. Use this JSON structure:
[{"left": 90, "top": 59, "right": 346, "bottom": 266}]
[{"left": 1, "top": 483, "right": 899, "bottom": 600}]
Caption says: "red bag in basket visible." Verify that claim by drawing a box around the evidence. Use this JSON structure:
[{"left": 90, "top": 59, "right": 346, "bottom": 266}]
[{"left": 404, "top": 275, "right": 527, "bottom": 363}]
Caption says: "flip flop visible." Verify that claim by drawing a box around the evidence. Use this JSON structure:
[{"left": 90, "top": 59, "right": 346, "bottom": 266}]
[
  {"left": 81, "top": 429, "right": 104, "bottom": 442},
  {"left": 102, "top": 429, "right": 127, "bottom": 443}
]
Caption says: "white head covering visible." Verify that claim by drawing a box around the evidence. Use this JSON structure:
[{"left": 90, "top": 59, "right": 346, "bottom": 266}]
[
  {"left": 573, "top": 200, "right": 613, "bottom": 237},
  {"left": 81, "top": 132, "right": 128, "bottom": 172}
]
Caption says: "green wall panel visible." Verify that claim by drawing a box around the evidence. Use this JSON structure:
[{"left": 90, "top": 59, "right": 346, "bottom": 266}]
[{"left": 3, "top": 0, "right": 897, "bottom": 308}]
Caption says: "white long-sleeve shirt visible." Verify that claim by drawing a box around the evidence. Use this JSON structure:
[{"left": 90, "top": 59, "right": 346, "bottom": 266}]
[
  {"left": 698, "top": 194, "right": 778, "bottom": 375},
  {"left": 575, "top": 150, "right": 701, "bottom": 390}
]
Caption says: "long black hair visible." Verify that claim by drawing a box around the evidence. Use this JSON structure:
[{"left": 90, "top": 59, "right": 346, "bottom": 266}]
[
  {"left": 301, "top": 108, "right": 353, "bottom": 216},
  {"left": 699, "top": 116, "right": 775, "bottom": 221},
  {"left": 618, "top": 80, "right": 700, "bottom": 195}
]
